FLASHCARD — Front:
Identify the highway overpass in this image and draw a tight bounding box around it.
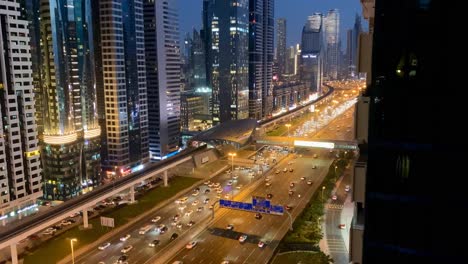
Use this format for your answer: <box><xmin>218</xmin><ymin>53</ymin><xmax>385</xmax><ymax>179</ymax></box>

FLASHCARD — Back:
<box><xmin>255</xmin><ymin>136</ymin><xmax>358</xmax><ymax>150</ymax></box>
<box><xmin>0</xmin><ymin>145</ymin><xmax>207</xmax><ymax>263</ymax></box>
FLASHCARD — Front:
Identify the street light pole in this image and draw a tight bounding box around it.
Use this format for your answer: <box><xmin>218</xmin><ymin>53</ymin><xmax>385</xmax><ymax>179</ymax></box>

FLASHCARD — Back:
<box><xmin>285</xmin><ymin>124</ymin><xmax>291</xmax><ymax>137</ymax></box>
<box><xmin>70</xmin><ymin>238</ymin><xmax>77</xmax><ymax>264</ymax></box>
<box><xmin>321</xmin><ymin>186</ymin><xmax>326</xmax><ymax>201</ymax></box>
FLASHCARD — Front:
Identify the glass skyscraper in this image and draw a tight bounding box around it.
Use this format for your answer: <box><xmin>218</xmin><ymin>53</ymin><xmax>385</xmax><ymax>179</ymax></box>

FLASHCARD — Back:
<box><xmin>144</xmin><ymin>0</ymin><xmax>181</xmax><ymax>160</ymax></box>
<box><xmin>99</xmin><ymin>0</ymin><xmax>149</xmax><ymax>177</ymax></box>
<box><xmin>249</xmin><ymin>0</ymin><xmax>274</xmax><ymax>120</ymax></box>
<box><xmin>204</xmin><ymin>0</ymin><xmax>249</xmax><ymax>124</ymax></box>
<box><xmin>34</xmin><ymin>0</ymin><xmax>101</xmax><ymax>200</ymax></box>
<box><xmin>300</xmin><ymin>13</ymin><xmax>324</xmax><ymax>93</ymax></box>
<box><xmin>276</xmin><ymin>18</ymin><xmax>287</xmax><ymax>78</ymax></box>
<box><xmin>324</xmin><ymin>9</ymin><xmax>340</xmax><ymax>80</ymax></box>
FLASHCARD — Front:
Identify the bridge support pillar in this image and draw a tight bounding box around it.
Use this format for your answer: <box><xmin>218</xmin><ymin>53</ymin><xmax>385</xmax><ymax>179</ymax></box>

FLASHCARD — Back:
<box><xmin>10</xmin><ymin>243</ymin><xmax>18</xmax><ymax>264</ymax></box>
<box><xmin>163</xmin><ymin>170</ymin><xmax>168</xmax><ymax>187</ymax></box>
<box><xmin>129</xmin><ymin>186</ymin><xmax>135</xmax><ymax>204</ymax></box>
<box><xmin>83</xmin><ymin>210</ymin><xmax>89</xmax><ymax>228</ymax></box>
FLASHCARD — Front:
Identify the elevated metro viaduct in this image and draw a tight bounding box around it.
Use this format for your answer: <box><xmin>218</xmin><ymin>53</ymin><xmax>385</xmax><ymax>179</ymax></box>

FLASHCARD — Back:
<box><xmin>0</xmin><ymin>146</ymin><xmax>208</xmax><ymax>264</ymax></box>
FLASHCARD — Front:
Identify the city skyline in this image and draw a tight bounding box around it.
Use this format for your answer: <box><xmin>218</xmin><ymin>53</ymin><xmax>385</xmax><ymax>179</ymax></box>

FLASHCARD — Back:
<box><xmin>179</xmin><ymin>0</ymin><xmax>362</xmax><ymax>48</ymax></box>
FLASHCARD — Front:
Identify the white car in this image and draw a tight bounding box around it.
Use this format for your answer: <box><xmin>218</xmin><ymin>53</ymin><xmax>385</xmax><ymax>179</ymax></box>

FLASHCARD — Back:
<box><xmin>345</xmin><ymin>185</ymin><xmax>351</xmax><ymax>192</ymax></box>
<box><xmin>178</xmin><ymin>205</ymin><xmax>187</xmax><ymax>211</ymax></box>
<box><xmin>204</xmin><ymin>180</ymin><xmax>211</xmax><ymax>185</ymax></box>
<box><xmin>151</xmin><ymin>216</ymin><xmax>162</xmax><ymax>223</ymax></box>
<box><xmin>98</xmin><ymin>242</ymin><xmax>111</xmax><ymax>250</ymax></box>
<box><xmin>232</xmin><ymin>175</ymin><xmax>238</xmax><ymax>179</ymax></box>
<box><xmin>185</xmin><ymin>210</ymin><xmax>193</xmax><ymax>217</ymax></box>
<box><xmin>204</xmin><ymin>198</ymin><xmax>210</xmax><ymax>204</ymax></box>
<box><xmin>185</xmin><ymin>241</ymin><xmax>197</xmax><ymax>249</ymax></box>
<box><xmin>60</xmin><ymin>220</ymin><xmax>71</xmax><ymax>226</ymax></box>
<box><xmin>192</xmin><ymin>200</ymin><xmax>199</xmax><ymax>206</ymax></box>
<box><xmin>192</xmin><ymin>191</ymin><xmax>199</xmax><ymax>196</ymax></box>
<box><xmin>216</xmin><ymin>189</ymin><xmax>223</xmax><ymax>194</ymax></box>
<box><xmin>120</xmin><ymin>234</ymin><xmax>131</xmax><ymax>242</ymax></box>
<box><xmin>121</xmin><ymin>245</ymin><xmax>133</xmax><ymax>254</ymax></box>
<box><xmin>238</xmin><ymin>235</ymin><xmax>248</xmax><ymax>243</ymax></box>
<box><xmin>227</xmin><ymin>181</ymin><xmax>233</xmax><ymax>186</ymax></box>
<box><xmin>236</xmin><ymin>185</ymin><xmax>243</xmax><ymax>190</ymax></box>
<box><xmin>258</xmin><ymin>241</ymin><xmax>266</xmax><ymax>248</ymax></box>
<box><xmin>265</xmin><ymin>182</ymin><xmax>271</xmax><ymax>187</ymax></box>
<box><xmin>332</xmin><ymin>195</ymin><xmax>337</xmax><ymax>201</ymax></box>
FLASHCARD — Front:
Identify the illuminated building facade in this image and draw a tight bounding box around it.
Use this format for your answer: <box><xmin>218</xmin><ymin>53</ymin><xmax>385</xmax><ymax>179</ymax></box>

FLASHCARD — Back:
<box><xmin>203</xmin><ymin>0</ymin><xmax>249</xmax><ymax>124</ymax></box>
<box><xmin>0</xmin><ymin>0</ymin><xmax>42</xmax><ymax>213</ymax></box>
<box><xmin>99</xmin><ymin>0</ymin><xmax>149</xmax><ymax>174</ymax></box>
<box><xmin>34</xmin><ymin>0</ymin><xmax>101</xmax><ymax>200</ymax></box>
<box><xmin>300</xmin><ymin>13</ymin><xmax>324</xmax><ymax>93</ymax></box>
<box><xmin>324</xmin><ymin>9</ymin><xmax>340</xmax><ymax>80</ymax></box>
<box><xmin>144</xmin><ymin>0</ymin><xmax>181</xmax><ymax>160</ymax></box>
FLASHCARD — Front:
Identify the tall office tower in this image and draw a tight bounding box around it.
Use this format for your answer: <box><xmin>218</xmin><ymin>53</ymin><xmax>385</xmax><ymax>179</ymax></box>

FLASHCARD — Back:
<box><xmin>276</xmin><ymin>18</ymin><xmax>287</xmax><ymax>78</ymax></box>
<box><xmin>324</xmin><ymin>9</ymin><xmax>340</xmax><ymax>80</ymax></box>
<box><xmin>35</xmin><ymin>0</ymin><xmax>101</xmax><ymax>199</ymax></box>
<box><xmin>350</xmin><ymin>0</ymin><xmax>459</xmax><ymax>263</ymax></box>
<box><xmin>0</xmin><ymin>0</ymin><xmax>42</xmax><ymax>213</ymax></box>
<box><xmin>144</xmin><ymin>0</ymin><xmax>181</xmax><ymax>160</ymax></box>
<box><xmin>350</xmin><ymin>14</ymin><xmax>361</xmax><ymax>77</ymax></box>
<box><xmin>249</xmin><ymin>0</ymin><xmax>274</xmax><ymax>119</ymax></box>
<box><xmin>300</xmin><ymin>13</ymin><xmax>323</xmax><ymax>93</ymax></box>
<box><xmin>191</xmin><ymin>29</ymin><xmax>207</xmax><ymax>90</ymax></box>
<box><xmin>100</xmin><ymin>0</ymin><xmax>148</xmax><ymax>176</ymax></box>
<box><xmin>346</xmin><ymin>28</ymin><xmax>353</xmax><ymax>77</ymax></box>
<box><xmin>203</xmin><ymin>0</ymin><xmax>249</xmax><ymax>124</ymax></box>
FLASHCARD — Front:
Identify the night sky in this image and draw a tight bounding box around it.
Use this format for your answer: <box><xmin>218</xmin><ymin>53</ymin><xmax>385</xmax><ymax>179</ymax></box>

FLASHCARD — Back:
<box><xmin>178</xmin><ymin>0</ymin><xmax>364</xmax><ymax>49</ymax></box>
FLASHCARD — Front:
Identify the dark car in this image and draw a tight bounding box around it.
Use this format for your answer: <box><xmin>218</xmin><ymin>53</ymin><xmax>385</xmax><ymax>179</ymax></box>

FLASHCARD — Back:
<box><xmin>285</xmin><ymin>205</ymin><xmax>292</xmax><ymax>210</ymax></box>
<box><xmin>266</xmin><ymin>193</ymin><xmax>273</xmax><ymax>199</ymax></box>
<box><xmin>255</xmin><ymin>213</ymin><xmax>262</xmax><ymax>219</ymax></box>
<box><xmin>170</xmin><ymin>233</ymin><xmax>179</xmax><ymax>240</ymax></box>
<box><xmin>118</xmin><ymin>255</ymin><xmax>128</xmax><ymax>263</ymax></box>
<box><xmin>204</xmin><ymin>189</ymin><xmax>210</xmax><ymax>194</ymax></box>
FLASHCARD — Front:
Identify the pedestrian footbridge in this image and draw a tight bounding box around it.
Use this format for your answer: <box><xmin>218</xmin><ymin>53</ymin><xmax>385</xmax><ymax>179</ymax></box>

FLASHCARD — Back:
<box><xmin>255</xmin><ymin>136</ymin><xmax>358</xmax><ymax>150</ymax></box>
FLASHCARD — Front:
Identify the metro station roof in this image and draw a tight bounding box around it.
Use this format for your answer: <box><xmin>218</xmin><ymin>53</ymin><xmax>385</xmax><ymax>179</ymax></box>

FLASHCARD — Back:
<box><xmin>190</xmin><ymin>119</ymin><xmax>258</xmax><ymax>146</ymax></box>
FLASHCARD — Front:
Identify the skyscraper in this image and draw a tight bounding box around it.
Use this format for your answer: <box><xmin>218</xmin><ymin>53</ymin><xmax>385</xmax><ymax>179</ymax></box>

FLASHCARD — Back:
<box><xmin>191</xmin><ymin>29</ymin><xmax>207</xmax><ymax>91</ymax></box>
<box><xmin>324</xmin><ymin>9</ymin><xmax>340</xmax><ymax>80</ymax></box>
<box><xmin>276</xmin><ymin>18</ymin><xmax>287</xmax><ymax>78</ymax></box>
<box><xmin>99</xmin><ymin>0</ymin><xmax>149</xmax><ymax>176</ymax></box>
<box><xmin>350</xmin><ymin>14</ymin><xmax>361</xmax><ymax>77</ymax></box>
<box><xmin>144</xmin><ymin>0</ymin><xmax>181</xmax><ymax>160</ymax></box>
<box><xmin>300</xmin><ymin>13</ymin><xmax>323</xmax><ymax>93</ymax></box>
<box><xmin>346</xmin><ymin>28</ymin><xmax>353</xmax><ymax>77</ymax></box>
<box><xmin>35</xmin><ymin>0</ymin><xmax>101</xmax><ymax>199</ymax></box>
<box><xmin>249</xmin><ymin>0</ymin><xmax>274</xmax><ymax>119</ymax></box>
<box><xmin>204</xmin><ymin>0</ymin><xmax>249</xmax><ymax>124</ymax></box>
<box><xmin>0</xmin><ymin>0</ymin><xmax>42</xmax><ymax>213</ymax></box>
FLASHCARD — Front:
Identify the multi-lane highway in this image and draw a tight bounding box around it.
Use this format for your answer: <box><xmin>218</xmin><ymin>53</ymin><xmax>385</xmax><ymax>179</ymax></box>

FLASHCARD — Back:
<box><xmin>166</xmin><ymin>149</ymin><xmax>334</xmax><ymax>264</ymax></box>
<box><xmin>70</xmin><ymin>147</ymin><xmax>286</xmax><ymax>264</ymax></box>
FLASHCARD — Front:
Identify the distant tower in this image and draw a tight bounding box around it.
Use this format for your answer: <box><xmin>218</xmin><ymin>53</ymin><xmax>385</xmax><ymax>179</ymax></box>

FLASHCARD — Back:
<box><xmin>324</xmin><ymin>9</ymin><xmax>340</xmax><ymax>80</ymax></box>
<box><xmin>300</xmin><ymin>13</ymin><xmax>324</xmax><ymax>93</ymax></box>
<box><xmin>276</xmin><ymin>18</ymin><xmax>287</xmax><ymax>79</ymax></box>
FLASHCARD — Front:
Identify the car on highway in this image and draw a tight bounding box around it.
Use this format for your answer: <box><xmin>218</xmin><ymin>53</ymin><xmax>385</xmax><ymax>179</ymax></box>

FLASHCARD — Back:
<box><xmin>232</xmin><ymin>175</ymin><xmax>238</xmax><ymax>179</ymax></box>
<box><xmin>300</xmin><ymin>177</ymin><xmax>306</xmax><ymax>181</ymax></box>
<box><xmin>197</xmin><ymin>207</ymin><xmax>204</xmax><ymax>212</ymax></box>
<box><xmin>285</xmin><ymin>205</ymin><xmax>292</xmax><ymax>210</ymax></box>
<box><xmin>267</xmin><ymin>193</ymin><xmax>273</xmax><ymax>199</ymax></box>
<box><xmin>289</xmin><ymin>182</ymin><xmax>295</xmax><ymax>188</ymax></box>
<box><xmin>187</xmin><ymin>220</ymin><xmax>195</xmax><ymax>227</ymax></box>
<box><xmin>170</xmin><ymin>233</ymin><xmax>179</xmax><ymax>240</ymax></box>
<box><xmin>312</xmin><ymin>165</ymin><xmax>317</xmax><ymax>169</ymax></box>
<box><xmin>60</xmin><ymin>220</ymin><xmax>72</xmax><ymax>226</ymax></box>
<box><xmin>151</xmin><ymin>216</ymin><xmax>162</xmax><ymax>223</ymax></box>
<box><xmin>156</xmin><ymin>224</ymin><xmax>166</xmax><ymax>231</ymax></box>
<box><xmin>255</xmin><ymin>213</ymin><xmax>262</xmax><ymax>219</ymax></box>
<box><xmin>275</xmin><ymin>170</ymin><xmax>280</xmax><ymax>174</ymax></box>
<box><xmin>204</xmin><ymin>189</ymin><xmax>211</xmax><ymax>194</ymax></box>
<box><xmin>185</xmin><ymin>210</ymin><xmax>193</xmax><ymax>216</ymax></box>
<box><xmin>204</xmin><ymin>198</ymin><xmax>210</xmax><ymax>204</ymax></box>
<box><xmin>307</xmin><ymin>180</ymin><xmax>313</xmax><ymax>185</ymax></box>
<box><xmin>238</xmin><ymin>234</ymin><xmax>248</xmax><ymax>243</ymax></box>
<box><xmin>265</xmin><ymin>182</ymin><xmax>271</xmax><ymax>187</ymax></box>
<box><xmin>288</xmin><ymin>190</ymin><xmax>294</xmax><ymax>196</ymax></box>
<box><xmin>265</xmin><ymin>177</ymin><xmax>270</xmax><ymax>182</ymax></box>
<box><xmin>176</xmin><ymin>223</ymin><xmax>183</xmax><ymax>229</ymax></box>
<box><xmin>332</xmin><ymin>195</ymin><xmax>337</xmax><ymax>201</ymax></box>
<box><xmin>120</xmin><ymin>234</ymin><xmax>131</xmax><ymax>242</ymax></box>
<box><xmin>338</xmin><ymin>224</ymin><xmax>346</xmax><ymax>229</ymax></box>
<box><xmin>258</xmin><ymin>241</ymin><xmax>266</xmax><ymax>248</ymax></box>
<box><xmin>149</xmin><ymin>239</ymin><xmax>160</xmax><ymax>247</ymax></box>
<box><xmin>289</xmin><ymin>168</ymin><xmax>294</xmax><ymax>172</ymax></box>
<box><xmin>117</xmin><ymin>255</ymin><xmax>128</xmax><ymax>263</ymax></box>
<box><xmin>186</xmin><ymin>241</ymin><xmax>198</xmax><ymax>249</ymax></box>
<box><xmin>121</xmin><ymin>245</ymin><xmax>133</xmax><ymax>254</ymax></box>
<box><xmin>98</xmin><ymin>242</ymin><xmax>111</xmax><ymax>250</ymax></box>
<box><xmin>236</xmin><ymin>184</ymin><xmax>243</xmax><ymax>189</ymax></box>
<box><xmin>227</xmin><ymin>180</ymin><xmax>233</xmax><ymax>186</ymax></box>
<box><xmin>209</xmin><ymin>204</ymin><xmax>214</xmax><ymax>209</ymax></box>
<box><xmin>221</xmin><ymin>261</ymin><xmax>230</xmax><ymax>264</ymax></box>
<box><xmin>192</xmin><ymin>200</ymin><xmax>199</xmax><ymax>206</ymax></box>
<box><xmin>204</xmin><ymin>180</ymin><xmax>211</xmax><ymax>185</ymax></box>
<box><xmin>224</xmin><ymin>194</ymin><xmax>231</xmax><ymax>199</ymax></box>
<box><xmin>283</xmin><ymin>168</ymin><xmax>288</xmax><ymax>173</ymax></box>
<box><xmin>227</xmin><ymin>224</ymin><xmax>234</xmax><ymax>230</ymax></box>
<box><xmin>313</xmin><ymin>154</ymin><xmax>318</xmax><ymax>158</ymax></box>
<box><xmin>345</xmin><ymin>185</ymin><xmax>351</xmax><ymax>192</ymax></box>
<box><xmin>192</xmin><ymin>190</ymin><xmax>199</xmax><ymax>196</ymax></box>
<box><xmin>178</xmin><ymin>205</ymin><xmax>187</xmax><ymax>211</ymax></box>
<box><xmin>216</xmin><ymin>189</ymin><xmax>223</xmax><ymax>194</ymax></box>
<box><xmin>173</xmin><ymin>214</ymin><xmax>180</xmax><ymax>221</ymax></box>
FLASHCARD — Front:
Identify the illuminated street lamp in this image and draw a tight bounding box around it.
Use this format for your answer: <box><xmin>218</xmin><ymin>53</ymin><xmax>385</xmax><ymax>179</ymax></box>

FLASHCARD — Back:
<box><xmin>285</xmin><ymin>124</ymin><xmax>291</xmax><ymax>137</ymax></box>
<box><xmin>70</xmin><ymin>238</ymin><xmax>77</xmax><ymax>264</ymax></box>
<box><xmin>321</xmin><ymin>186</ymin><xmax>326</xmax><ymax>201</ymax></box>
<box><xmin>228</xmin><ymin>153</ymin><xmax>236</xmax><ymax>172</ymax></box>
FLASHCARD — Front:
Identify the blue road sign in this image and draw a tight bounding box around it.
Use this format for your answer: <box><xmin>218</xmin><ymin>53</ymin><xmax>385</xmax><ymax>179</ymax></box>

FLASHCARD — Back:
<box><xmin>219</xmin><ymin>198</ymin><xmax>284</xmax><ymax>216</ymax></box>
